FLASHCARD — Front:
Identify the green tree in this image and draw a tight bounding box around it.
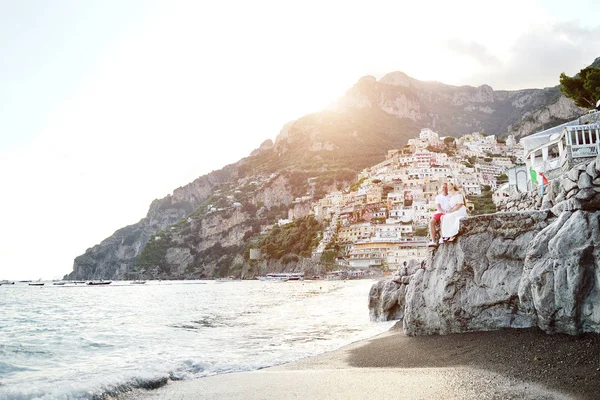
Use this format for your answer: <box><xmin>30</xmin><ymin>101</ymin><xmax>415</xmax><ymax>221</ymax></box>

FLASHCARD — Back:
<box><xmin>443</xmin><ymin>137</ymin><xmax>456</xmax><ymax>145</ymax></box>
<box><xmin>559</xmin><ymin>67</ymin><xmax>600</xmax><ymax>109</ymax></box>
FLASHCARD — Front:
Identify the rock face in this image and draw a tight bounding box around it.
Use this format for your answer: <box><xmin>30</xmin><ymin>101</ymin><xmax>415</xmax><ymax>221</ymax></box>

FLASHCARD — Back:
<box><xmin>331</xmin><ymin>73</ymin><xmax>584</xmax><ymax>139</ymax></box>
<box><xmin>64</xmin><ymin>170</ymin><xmax>233</xmax><ymax>280</ymax></box>
<box><xmin>508</xmin><ymin>95</ymin><xmax>583</xmax><ymax>139</ymax></box>
<box><xmin>519</xmin><ymin>210</ymin><xmax>600</xmax><ymax>335</ymax></box>
<box><xmin>370</xmin><ymin>156</ymin><xmax>600</xmax><ymax>336</ymax></box>
<box><xmin>403</xmin><ymin>211</ymin><xmax>553</xmax><ymax>336</ymax></box>
<box><xmin>369</xmin><ymin>260</ymin><xmax>421</xmax><ymax>322</ymax></box>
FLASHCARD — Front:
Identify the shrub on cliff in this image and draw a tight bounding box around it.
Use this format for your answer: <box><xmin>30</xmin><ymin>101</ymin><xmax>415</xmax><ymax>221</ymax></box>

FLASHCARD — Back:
<box><xmin>137</xmin><ymin>232</ymin><xmax>172</xmax><ymax>272</ymax></box>
<box><xmin>258</xmin><ymin>215</ymin><xmax>322</xmax><ymax>260</ymax></box>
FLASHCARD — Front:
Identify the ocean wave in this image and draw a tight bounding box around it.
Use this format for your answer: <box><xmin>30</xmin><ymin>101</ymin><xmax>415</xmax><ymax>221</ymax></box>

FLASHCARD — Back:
<box><xmin>0</xmin><ymin>359</ymin><xmax>264</xmax><ymax>400</ymax></box>
<box><xmin>0</xmin><ymin>361</ymin><xmax>34</xmax><ymax>375</ymax></box>
<box><xmin>169</xmin><ymin>315</ymin><xmax>235</xmax><ymax>330</ymax></box>
<box><xmin>0</xmin><ymin>344</ymin><xmax>53</xmax><ymax>357</ymax></box>
<box><xmin>0</xmin><ymin>373</ymin><xmax>172</xmax><ymax>400</ymax></box>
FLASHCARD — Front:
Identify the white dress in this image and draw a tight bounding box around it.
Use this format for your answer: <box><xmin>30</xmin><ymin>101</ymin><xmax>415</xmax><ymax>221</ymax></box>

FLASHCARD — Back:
<box><xmin>441</xmin><ymin>193</ymin><xmax>468</xmax><ymax>238</ymax></box>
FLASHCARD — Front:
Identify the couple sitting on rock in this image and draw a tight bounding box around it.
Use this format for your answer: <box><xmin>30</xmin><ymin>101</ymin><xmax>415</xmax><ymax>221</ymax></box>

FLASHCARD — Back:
<box><xmin>427</xmin><ymin>182</ymin><xmax>468</xmax><ymax>247</ymax></box>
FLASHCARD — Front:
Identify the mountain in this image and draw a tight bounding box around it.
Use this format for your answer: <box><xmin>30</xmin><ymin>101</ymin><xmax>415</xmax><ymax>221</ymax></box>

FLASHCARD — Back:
<box><xmin>332</xmin><ymin>72</ymin><xmax>582</xmax><ymax>139</ymax></box>
<box><xmin>64</xmin><ymin>65</ymin><xmax>590</xmax><ymax>281</ymax></box>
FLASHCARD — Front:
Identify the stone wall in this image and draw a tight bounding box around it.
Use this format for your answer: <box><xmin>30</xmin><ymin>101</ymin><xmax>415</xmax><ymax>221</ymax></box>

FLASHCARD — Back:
<box><xmin>496</xmin><ymin>153</ymin><xmax>600</xmax><ymax>212</ymax></box>
<box><xmin>495</xmin><ymin>190</ymin><xmax>542</xmax><ymax>212</ymax></box>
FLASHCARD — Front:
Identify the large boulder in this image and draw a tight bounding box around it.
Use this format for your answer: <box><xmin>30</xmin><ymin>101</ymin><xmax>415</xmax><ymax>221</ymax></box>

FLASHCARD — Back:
<box><xmin>519</xmin><ymin>210</ymin><xmax>600</xmax><ymax>335</ymax></box>
<box><xmin>368</xmin><ymin>260</ymin><xmax>421</xmax><ymax>321</ymax></box>
<box><xmin>402</xmin><ymin>211</ymin><xmax>553</xmax><ymax>336</ymax></box>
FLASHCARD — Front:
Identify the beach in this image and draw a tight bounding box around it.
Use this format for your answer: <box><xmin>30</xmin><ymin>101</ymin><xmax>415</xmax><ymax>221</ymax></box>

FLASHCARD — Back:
<box><xmin>121</xmin><ymin>327</ymin><xmax>600</xmax><ymax>400</ymax></box>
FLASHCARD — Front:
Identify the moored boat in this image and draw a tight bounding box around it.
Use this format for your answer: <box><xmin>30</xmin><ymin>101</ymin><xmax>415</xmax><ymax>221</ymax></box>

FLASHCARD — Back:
<box><xmin>258</xmin><ymin>273</ymin><xmax>303</xmax><ymax>282</ymax></box>
<box><xmin>53</xmin><ymin>282</ymin><xmax>66</xmax><ymax>286</ymax></box>
<box><xmin>29</xmin><ymin>283</ymin><xmax>45</xmax><ymax>286</ymax></box>
<box><xmin>130</xmin><ymin>280</ymin><xmax>146</xmax><ymax>284</ymax></box>
<box><xmin>86</xmin><ymin>281</ymin><xmax>112</xmax><ymax>286</ymax></box>
<box><xmin>258</xmin><ymin>273</ymin><xmax>288</xmax><ymax>282</ymax></box>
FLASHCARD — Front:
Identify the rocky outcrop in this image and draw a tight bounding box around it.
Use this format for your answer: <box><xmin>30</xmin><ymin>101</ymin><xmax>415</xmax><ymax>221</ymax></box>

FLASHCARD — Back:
<box><xmin>403</xmin><ymin>211</ymin><xmax>553</xmax><ymax>336</ymax></box>
<box><xmin>64</xmin><ymin>171</ymin><xmax>230</xmax><ymax>281</ymax></box>
<box><xmin>66</xmin><ymin>164</ymin><xmax>305</xmax><ymax>280</ymax></box>
<box><xmin>510</xmin><ymin>95</ymin><xmax>583</xmax><ymax>139</ymax></box>
<box><xmin>252</xmin><ymin>175</ymin><xmax>295</xmax><ymax>209</ymax></box>
<box><xmin>329</xmin><ymin>74</ymin><xmax>585</xmax><ymax>138</ymax></box>
<box><xmin>288</xmin><ymin>200</ymin><xmax>313</xmax><ymax>220</ymax></box>
<box><xmin>519</xmin><ymin>210</ymin><xmax>600</xmax><ymax>335</ymax></box>
<box><xmin>370</xmin><ymin>156</ymin><xmax>600</xmax><ymax>336</ymax></box>
<box><xmin>64</xmin><ymin>166</ymin><xmax>238</xmax><ymax>280</ymax></box>
<box><xmin>369</xmin><ymin>260</ymin><xmax>422</xmax><ymax>322</ymax></box>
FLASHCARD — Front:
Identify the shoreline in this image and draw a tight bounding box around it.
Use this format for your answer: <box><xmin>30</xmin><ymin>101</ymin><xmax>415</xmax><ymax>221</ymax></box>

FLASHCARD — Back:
<box><xmin>120</xmin><ymin>327</ymin><xmax>600</xmax><ymax>400</ymax></box>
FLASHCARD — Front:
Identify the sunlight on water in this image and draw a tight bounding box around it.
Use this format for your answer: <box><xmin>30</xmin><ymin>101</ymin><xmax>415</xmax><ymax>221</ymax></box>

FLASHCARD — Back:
<box><xmin>0</xmin><ymin>280</ymin><xmax>394</xmax><ymax>399</ymax></box>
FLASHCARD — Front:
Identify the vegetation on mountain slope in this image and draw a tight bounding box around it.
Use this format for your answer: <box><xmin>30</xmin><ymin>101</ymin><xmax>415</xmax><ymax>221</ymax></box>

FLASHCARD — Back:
<box><xmin>251</xmin><ymin>215</ymin><xmax>322</xmax><ymax>262</ymax></box>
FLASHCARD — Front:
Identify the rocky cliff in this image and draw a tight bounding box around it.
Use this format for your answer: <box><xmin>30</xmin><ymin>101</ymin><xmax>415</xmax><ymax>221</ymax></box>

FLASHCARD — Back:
<box><xmin>333</xmin><ymin>72</ymin><xmax>584</xmax><ymax>140</ymax></box>
<box><xmin>64</xmin><ymin>169</ymin><xmax>235</xmax><ymax>280</ymax></box>
<box><xmin>369</xmin><ymin>155</ymin><xmax>600</xmax><ymax>336</ymax></box>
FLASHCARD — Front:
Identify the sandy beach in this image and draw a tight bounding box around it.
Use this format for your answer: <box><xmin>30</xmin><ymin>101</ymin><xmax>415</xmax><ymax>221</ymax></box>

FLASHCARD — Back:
<box><xmin>121</xmin><ymin>327</ymin><xmax>600</xmax><ymax>400</ymax></box>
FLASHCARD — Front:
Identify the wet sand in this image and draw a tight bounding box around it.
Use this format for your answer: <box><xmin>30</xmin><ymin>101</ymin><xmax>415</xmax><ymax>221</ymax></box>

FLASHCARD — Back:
<box><xmin>121</xmin><ymin>327</ymin><xmax>600</xmax><ymax>400</ymax></box>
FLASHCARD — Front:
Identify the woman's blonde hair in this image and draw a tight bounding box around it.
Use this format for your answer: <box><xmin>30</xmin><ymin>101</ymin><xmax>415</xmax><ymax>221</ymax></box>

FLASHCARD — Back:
<box><xmin>448</xmin><ymin>182</ymin><xmax>462</xmax><ymax>192</ymax></box>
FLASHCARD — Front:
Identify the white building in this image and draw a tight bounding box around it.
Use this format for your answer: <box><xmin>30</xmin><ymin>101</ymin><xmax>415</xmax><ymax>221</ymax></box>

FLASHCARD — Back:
<box><xmin>420</xmin><ymin>128</ymin><xmax>440</xmax><ymax>143</ymax></box>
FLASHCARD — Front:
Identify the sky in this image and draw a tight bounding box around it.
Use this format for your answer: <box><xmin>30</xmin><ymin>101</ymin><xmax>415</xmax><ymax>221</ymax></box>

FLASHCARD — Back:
<box><xmin>1</xmin><ymin>0</ymin><xmax>599</xmax><ymax>280</ymax></box>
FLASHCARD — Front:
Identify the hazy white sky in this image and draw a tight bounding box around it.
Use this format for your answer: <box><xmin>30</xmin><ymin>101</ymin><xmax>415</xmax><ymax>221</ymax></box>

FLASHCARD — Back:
<box><xmin>1</xmin><ymin>0</ymin><xmax>599</xmax><ymax>280</ymax></box>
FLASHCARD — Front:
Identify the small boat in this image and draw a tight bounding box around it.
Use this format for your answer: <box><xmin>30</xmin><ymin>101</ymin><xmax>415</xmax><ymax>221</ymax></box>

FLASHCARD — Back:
<box><xmin>73</xmin><ymin>281</ymin><xmax>86</xmax><ymax>284</ymax></box>
<box><xmin>130</xmin><ymin>280</ymin><xmax>146</xmax><ymax>284</ymax></box>
<box><xmin>285</xmin><ymin>273</ymin><xmax>304</xmax><ymax>281</ymax></box>
<box><xmin>258</xmin><ymin>273</ymin><xmax>303</xmax><ymax>282</ymax></box>
<box><xmin>258</xmin><ymin>274</ymin><xmax>289</xmax><ymax>282</ymax></box>
<box><xmin>29</xmin><ymin>283</ymin><xmax>45</xmax><ymax>286</ymax></box>
<box><xmin>86</xmin><ymin>281</ymin><xmax>112</xmax><ymax>286</ymax></box>
<box><xmin>53</xmin><ymin>282</ymin><xmax>66</xmax><ymax>286</ymax></box>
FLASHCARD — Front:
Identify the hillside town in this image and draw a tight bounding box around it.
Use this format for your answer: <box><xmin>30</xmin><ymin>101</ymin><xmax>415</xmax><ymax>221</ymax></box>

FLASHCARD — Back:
<box><xmin>307</xmin><ymin>128</ymin><xmax>524</xmax><ymax>271</ymax></box>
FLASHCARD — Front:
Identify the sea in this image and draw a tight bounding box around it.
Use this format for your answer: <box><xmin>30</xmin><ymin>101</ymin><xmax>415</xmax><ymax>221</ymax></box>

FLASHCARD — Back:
<box><xmin>0</xmin><ymin>279</ymin><xmax>394</xmax><ymax>400</ymax></box>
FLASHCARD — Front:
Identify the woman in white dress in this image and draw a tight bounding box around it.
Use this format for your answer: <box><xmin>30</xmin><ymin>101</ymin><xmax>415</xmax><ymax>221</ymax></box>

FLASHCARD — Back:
<box><xmin>441</xmin><ymin>183</ymin><xmax>468</xmax><ymax>241</ymax></box>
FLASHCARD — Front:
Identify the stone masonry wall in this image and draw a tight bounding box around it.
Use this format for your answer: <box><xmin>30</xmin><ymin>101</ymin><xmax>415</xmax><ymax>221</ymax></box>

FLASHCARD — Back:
<box><xmin>496</xmin><ymin>152</ymin><xmax>600</xmax><ymax>212</ymax></box>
